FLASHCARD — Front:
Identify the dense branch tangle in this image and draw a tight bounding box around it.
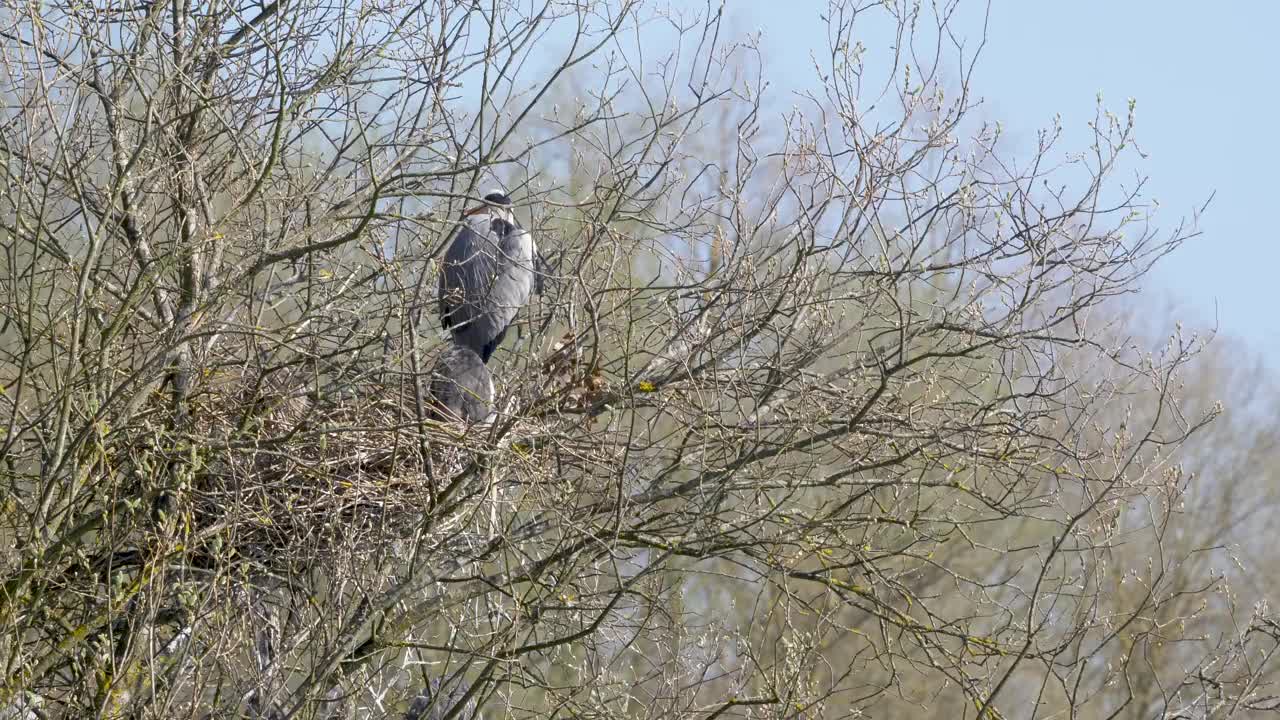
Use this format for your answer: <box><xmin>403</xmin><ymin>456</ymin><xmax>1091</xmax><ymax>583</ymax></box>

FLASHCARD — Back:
<box><xmin>0</xmin><ymin>0</ymin><xmax>1269</xmax><ymax>718</ymax></box>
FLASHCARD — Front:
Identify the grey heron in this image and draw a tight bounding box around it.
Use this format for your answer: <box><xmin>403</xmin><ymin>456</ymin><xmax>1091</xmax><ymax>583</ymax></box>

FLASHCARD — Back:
<box><xmin>437</xmin><ymin>191</ymin><xmax>544</xmax><ymax>363</ymax></box>
<box><xmin>426</xmin><ymin>343</ymin><xmax>495</xmax><ymax>424</ymax></box>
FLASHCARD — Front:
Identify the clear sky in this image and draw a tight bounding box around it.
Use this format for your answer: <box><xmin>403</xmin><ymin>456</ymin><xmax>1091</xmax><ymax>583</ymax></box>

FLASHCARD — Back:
<box><xmin>732</xmin><ymin>1</ymin><xmax>1278</xmax><ymax>361</ymax></box>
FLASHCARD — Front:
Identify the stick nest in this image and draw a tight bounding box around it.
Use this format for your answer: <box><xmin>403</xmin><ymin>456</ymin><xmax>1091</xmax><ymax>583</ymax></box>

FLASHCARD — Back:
<box><xmin>167</xmin><ymin>363</ymin><xmax>507</xmax><ymax>570</ymax></box>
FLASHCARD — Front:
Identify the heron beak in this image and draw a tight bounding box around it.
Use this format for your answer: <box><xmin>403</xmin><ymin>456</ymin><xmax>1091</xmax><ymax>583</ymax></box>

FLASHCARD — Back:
<box><xmin>463</xmin><ymin>205</ymin><xmax>489</xmax><ymax>217</ymax></box>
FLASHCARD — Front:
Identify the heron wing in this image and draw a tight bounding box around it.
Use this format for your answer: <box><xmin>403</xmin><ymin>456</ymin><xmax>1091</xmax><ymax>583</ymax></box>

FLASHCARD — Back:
<box><xmin>438</xmin><ymin>216</ymin><xmax>501</xmax><ymax>337</ymax></box>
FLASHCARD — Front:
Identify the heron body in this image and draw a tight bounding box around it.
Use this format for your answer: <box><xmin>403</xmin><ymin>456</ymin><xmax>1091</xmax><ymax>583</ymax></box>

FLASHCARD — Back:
<box><xmin>426</xmin><ymin>343</ymin><xmax>495</xmax><ymax>424</ymax></box>
<box><xmin>438</xmin><ymin>192</ymin><xmax>539</xmax><ymax>363</ymax></box>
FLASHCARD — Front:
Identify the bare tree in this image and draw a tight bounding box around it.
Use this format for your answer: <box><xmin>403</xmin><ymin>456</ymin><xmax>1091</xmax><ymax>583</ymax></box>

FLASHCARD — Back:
<box><xmin>0</xmin><ymin>0</ymin><xmax>1273</xmax><ymax>717</ymax></box>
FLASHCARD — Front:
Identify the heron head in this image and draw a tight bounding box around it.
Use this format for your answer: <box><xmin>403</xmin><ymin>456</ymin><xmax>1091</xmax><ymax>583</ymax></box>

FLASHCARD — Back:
<box><xmin>469</xmin><ymin>190</ymin><xmax>515</xmax><ymax>224</ymax></box>
<box><xmin>482</xmin><ymin>191</ymin><xmax>513</xmax><ymax>206</ymax></box>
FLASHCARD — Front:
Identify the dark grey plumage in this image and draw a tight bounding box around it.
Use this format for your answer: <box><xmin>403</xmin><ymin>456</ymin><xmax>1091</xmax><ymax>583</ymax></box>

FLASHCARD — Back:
<box><xmin>438</xmin><ymin>192</ymin><xmax>540</xmax><ymax>363</ymax></box>
<box><xmin>426</xmin><ymin>344</ymin><xmax>494</xmax><ymax>423</ymax></box>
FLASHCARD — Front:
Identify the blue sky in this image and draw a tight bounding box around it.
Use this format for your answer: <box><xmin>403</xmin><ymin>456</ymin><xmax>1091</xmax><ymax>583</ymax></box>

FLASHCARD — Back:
<box><xmin>733</xmin><ymin>1</ymin><xmax>1278</xmax><ymax>360</ymax></box>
